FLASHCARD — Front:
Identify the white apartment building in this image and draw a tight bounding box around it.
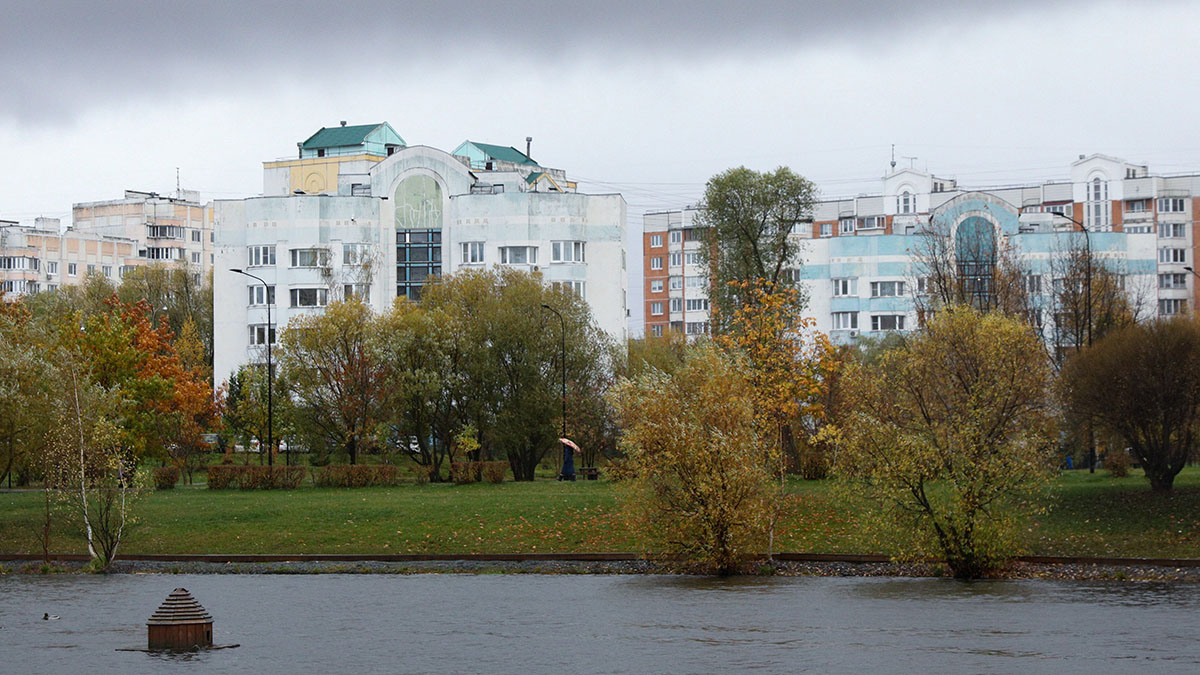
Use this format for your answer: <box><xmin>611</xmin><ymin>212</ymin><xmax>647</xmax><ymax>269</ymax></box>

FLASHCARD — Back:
<box><xmin>0</xmin><ymin>217</ymin><xmax>141</xmax><ymax>298</ymax></box>
<box><xmin>73</xmin><ymin>189</ymin><xmax>214</xmax><ymax>281</ymax></box>
<box><xmin>644</xmin><ymin>154</ymin><xmax>1193</xmax><ymax>340</ymax></box>
<box><xmin>213</xmin><ymin>123</ymin><xmax>627</xmax><ymax>385</ymax></box>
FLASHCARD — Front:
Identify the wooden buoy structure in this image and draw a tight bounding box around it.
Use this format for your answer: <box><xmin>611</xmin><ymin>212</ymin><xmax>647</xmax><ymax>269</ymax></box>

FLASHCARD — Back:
<box><xmin>147</xmin><ymin>588</ymin><xmax>213</xmax><ymax>650</ymax></box>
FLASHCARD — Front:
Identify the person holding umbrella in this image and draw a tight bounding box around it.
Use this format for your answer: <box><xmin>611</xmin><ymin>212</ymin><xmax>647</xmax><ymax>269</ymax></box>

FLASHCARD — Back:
<box><xmin>558</xmin><ymin>437</ymin><xmax>581</xmax><ymax>481</ymax></box>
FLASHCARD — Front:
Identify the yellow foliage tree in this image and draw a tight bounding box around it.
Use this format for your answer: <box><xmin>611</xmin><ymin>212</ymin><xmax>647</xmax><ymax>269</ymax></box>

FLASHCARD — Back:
<box><xmin>610</xmin><ymin>344</ymin><xmax>771</xmax><ymax>575</ymax></box>
<box><xmin>838</xmin><ymin>307</ymin><xmax>1057</xmax><ymax>579</ymax></box>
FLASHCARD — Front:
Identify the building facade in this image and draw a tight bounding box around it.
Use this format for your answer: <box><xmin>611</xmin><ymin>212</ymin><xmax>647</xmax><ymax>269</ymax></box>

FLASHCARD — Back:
<box><xmin>0</xmin><ymin>218</ymin><xmax>141</xmax><ymax>298</ymax></box>
<box><xmin>643</xmin><ymin>154</ymin><xmax>1195</xmax><ymax>340</ymax></box>
<box><xmin>213</xmin><ymin>124</ymin><xmax>627</xmax><ymax>385</ymax></box>
<box><xmin>72</xmin><ymin>190</ymin><xmax>213</xmax><ymax>280</ymax></box>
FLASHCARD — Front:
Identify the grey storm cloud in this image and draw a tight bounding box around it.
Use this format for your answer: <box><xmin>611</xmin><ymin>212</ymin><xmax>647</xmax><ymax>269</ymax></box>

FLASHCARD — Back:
<box><xmin>0</xmin><ymin>0</ymin><xmax>1113</xmax><ymax>121</ymax></box>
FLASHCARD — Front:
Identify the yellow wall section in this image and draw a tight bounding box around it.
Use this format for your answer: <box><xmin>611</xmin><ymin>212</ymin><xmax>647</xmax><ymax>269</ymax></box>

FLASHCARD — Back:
<box><xmin>263</xmin><ymin>154</ymin><xmax>383</xmax><ymax>196</ymax></box>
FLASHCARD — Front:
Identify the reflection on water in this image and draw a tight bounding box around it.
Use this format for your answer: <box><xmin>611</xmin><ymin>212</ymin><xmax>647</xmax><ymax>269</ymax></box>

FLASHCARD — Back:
<box><xmin>1</xmin><ymin>574</ymin><xmax>1198</xmax><ymax>674</ymax></box>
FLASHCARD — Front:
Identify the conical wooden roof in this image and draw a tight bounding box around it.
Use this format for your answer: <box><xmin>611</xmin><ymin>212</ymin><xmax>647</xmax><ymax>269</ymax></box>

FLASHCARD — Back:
<box><xmin>147</xmin><ymin>588</ymin><xmax>213</xmax><ymax>626</ymax></box>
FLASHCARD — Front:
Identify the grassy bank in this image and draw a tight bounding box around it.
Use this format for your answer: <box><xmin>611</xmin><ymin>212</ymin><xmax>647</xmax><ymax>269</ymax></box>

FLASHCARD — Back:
<box><xmin>1</xmin><ymin>469</ymin><xmax>1196</xmax><ymax>559</ymax></box>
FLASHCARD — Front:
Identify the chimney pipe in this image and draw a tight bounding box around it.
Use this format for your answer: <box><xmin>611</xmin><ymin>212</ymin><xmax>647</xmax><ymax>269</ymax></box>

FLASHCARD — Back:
<box><xmin>341</xmin><ymin>120</ymin><xmax>347</xmax><ymax>127</ymax></box>
<box><xmin>526</xmin><ymin>136</ymin><xmax>532</xmax><ymax>158</ymax></box>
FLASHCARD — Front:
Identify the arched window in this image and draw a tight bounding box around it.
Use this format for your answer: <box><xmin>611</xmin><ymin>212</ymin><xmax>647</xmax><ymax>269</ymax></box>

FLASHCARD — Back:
<box><xmin>1086</xmin><ymin>174</ymin><xmax>1110</xmax><ymax>230</ymax></box>
<box><xmin>899</xmin><ymin>190</ymin><xmax>914</xmax><ymax>214</ymax></box>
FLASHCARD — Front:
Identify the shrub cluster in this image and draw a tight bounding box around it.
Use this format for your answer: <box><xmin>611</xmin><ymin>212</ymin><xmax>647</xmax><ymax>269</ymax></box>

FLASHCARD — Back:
<box><xmin>152</xmin><ymin>466</ymin><xmax>180</xmax><ymax>490</ymax></box>
<box><xmin>1106</xmin><ymin>447</ymin><xmax>1131</xmax><ymax>478</ymax></box>
<box><xmin>206</xmin><ymin>465</ymin><xmax>306</xmax><ymax>489</ymax></box>
<box><xmin>313</xmin><ymin>465</ymin><xmax>401</xmax><ymax>488</ymax></box>
<box><xmin>451</xmin><ymin>461</ymin><xmax>508</xmax><ymax>484</ymax></box>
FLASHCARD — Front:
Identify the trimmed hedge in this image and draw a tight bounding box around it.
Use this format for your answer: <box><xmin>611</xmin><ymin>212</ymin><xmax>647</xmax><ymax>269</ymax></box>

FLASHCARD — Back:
<box><xmin>313</xmin><ymin>465</ymin><xmax>401</xmax><ymax>488</ymax></box>
<box><xmin>206</xmin><ymin>465</ymin><xmax>306</xmax><ymax>490</ymax></box>
<box><xmin>450</xmin><ymin>461</ymin><xmax>481</xmax><ymax>485</ymax></box>
<box><xmin>481</xmin><ymin>461</ymin><xmax>508</xmax><ymax>484</ymax></box>
<box><xmin>152</xmin><ymin>466</ymin><xmax>180</xmax><ymax>490</ymax></box>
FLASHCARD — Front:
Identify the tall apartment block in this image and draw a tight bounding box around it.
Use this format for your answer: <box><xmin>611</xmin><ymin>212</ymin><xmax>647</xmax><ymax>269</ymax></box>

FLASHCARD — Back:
<box><xmin>0</xmin><ymin>217</ymin><xmax>141</xmax><ymax>298</ymax></box>
<box><xmin>72</xmin><ymin>189</ymin><xmax>214</xmax><ymax>282</ymax></box>
<box><xmin>642</xmin><ymin>154</ymin><xmax>1198</xmax><ymax>340</ymax></box>
<box><xmin>212</xmin><ymin>122</ymin><xmax>627</xmax><ymax>385</ymax></box>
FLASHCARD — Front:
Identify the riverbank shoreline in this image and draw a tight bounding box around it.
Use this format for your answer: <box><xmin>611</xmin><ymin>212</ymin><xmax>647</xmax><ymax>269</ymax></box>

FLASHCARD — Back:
<box><xmin>5</xmin><ymin>556</ymin><xmax>1199</xmax><ymax>582</ymax></box>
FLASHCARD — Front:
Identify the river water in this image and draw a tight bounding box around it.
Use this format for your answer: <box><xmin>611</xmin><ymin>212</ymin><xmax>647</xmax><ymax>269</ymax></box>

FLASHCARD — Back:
<box><xmin>1</xmin><ymin>574</ymin><xmax>1197</xmax><ymax>673</ymax></box>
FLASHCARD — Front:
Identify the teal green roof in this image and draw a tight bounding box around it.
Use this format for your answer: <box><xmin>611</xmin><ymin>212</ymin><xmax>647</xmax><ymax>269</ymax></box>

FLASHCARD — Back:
<box><xmin>524</xmin><ymin>171</ymin><xmax>545</xmax><ymax>184</ymax></box>
<box><xmin>467</xmin><ymin>141</ymin><xmax>538</xmax><ymax>166</ymax></box>
<box><xmin>302</xmin><ymin>123</ymin><xmax>387</xmax><ymax>150</ymax></box>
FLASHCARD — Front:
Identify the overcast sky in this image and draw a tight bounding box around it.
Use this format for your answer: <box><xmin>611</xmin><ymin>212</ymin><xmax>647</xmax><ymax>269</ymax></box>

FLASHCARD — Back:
<box><xmin>3</xmin><ymin>0</ymin><xmax>1198</xmax><ymax>224</ymax></box>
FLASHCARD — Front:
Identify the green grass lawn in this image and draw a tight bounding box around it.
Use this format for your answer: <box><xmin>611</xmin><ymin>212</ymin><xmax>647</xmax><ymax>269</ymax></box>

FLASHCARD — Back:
<box><xmin>1</xmin><ymin>468</ymin><xmax>1197</xmax><ymax>558</ymax></box>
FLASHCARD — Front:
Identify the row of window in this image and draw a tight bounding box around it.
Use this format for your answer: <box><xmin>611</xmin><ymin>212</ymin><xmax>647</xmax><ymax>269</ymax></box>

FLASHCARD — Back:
<box><xmin>0</xmin><ymin>256</ymin><xmax>39</xmax><ymax>270</ymax></box>
<box><xmin>648</xmin><ymin>297</ymin><xmax>711</xmax><ymax>315</ymax></box>
<box><xmin>831</xmin><ymin>312</ymin><xmax>906</xmax><ymax>331</ymax></box>
<box><xmin>646</xmin><ymin>321</ymin><xmax>710</xmax><ymax>337</ymax></box>
<box><xmin>245</xmin><ymin>284</ymin><xmax>372</xmax><ymax>308</ymax></box>
<box><xmin>648</xmin><ymin>275</ymin><xmax>706</xmax><ymax>293</ymax></box>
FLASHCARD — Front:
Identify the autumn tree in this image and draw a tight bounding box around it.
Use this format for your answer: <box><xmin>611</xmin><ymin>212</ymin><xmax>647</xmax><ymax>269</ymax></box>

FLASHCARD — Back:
<box><xmin>697</xmin><ymin>166</ymin><xmax>817</xmax><ymax>331</ymax></box>
<box><xmin>279</xmin><ymin>300</ymin><xmax>386</xmax><ymax>465</ymax></box>
<box><xmin>1045</xmin><ymin>237</ymin><xmax>1142</xmax><ymax>365</ymax></box>
<box><xmin>0</xmin><ymin>302</ymin><xmax>53</xmax><ymax>488</ymax></box>
<box><xmin>116</xmin><ymin>264</ymin><xmax>214</xmax><ymax>372</ymax></box>
<box><xmin>1060</xmin><ymin>318</ymin><xmax>1200</xmax><ymax>492</ymax></box>
<box><xmin>839</xmin><ymin>307</ymin><xmax>1058</xmax><ymax>579</ymax></box>
<box><xmin>611</xmin><ymin>344</ymin><xmax>772</xmax><ymax>575</ymax></box>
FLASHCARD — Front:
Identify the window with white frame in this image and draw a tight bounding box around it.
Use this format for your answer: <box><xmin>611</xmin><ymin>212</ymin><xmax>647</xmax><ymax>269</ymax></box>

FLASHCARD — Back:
<box><xmin>103</xmin><ymin>265</ymin><xmax>113</xmax><ymax>277</ymax></box>
<box><xmin>87</xmin><ymin>263</ymin><xmax>96</xmax><ymax>274</ymax></box>
<box><xmin>859</xmin><ymin>215</ymin><xmax>886</xmax><ymax>230</ymax></box>
<box><xmin>650</xmin><ymin>301</ymin><xmax>663</xmax><ymax>316</ymax></box>
<box><xmin>1159</xmin><ymin>223</ymin><xmax>1186</xmax><ymax>238</ymax></box>
<box><xmin>248</xmin><ymin>285</ymin><xmax>275</xmax><ymax>306</ymax></box>
<box><xmin>191</xmin><ymin>230</ymin><xmax>201</xmax><ymax>242</ymax></box>
<box><xmin>343</xmin><ymin>243</ymin><xmax>371</xmax><ymax>265</ymax></box>
<box><xmin>499</xmin><ymin>246</ymin><xmax>537</xmax><ymax>265</ymax></box>
<box><xmin>832</xmin><ymin>312</ymin><xmax>858</xmax><ymax>330</ymax></box>
<box><xmin>1126</xmin><ymin>225</ymin><xmax>1154</xmax><ymax>234</ymax></box>
<box><xmin>669</xmin><ymin>252</ymin><xmax>682</xmax><ymax>267</ymax></box>
<box><xmin>191</xmin><ymin>252</ymin><xmax>201</xmax><ymax>264</ymax></box>
<box><xmin>685</xmin><ymin>252</ymin><xmax>701</xmax><ymax>266</ymax></box>
<box><xmin>685</xmin><ymin>276</ymin><xmax>704</xmax><ymax>288</ymax></box>
<box><xmin>1158</xmin><ymin>198</ymin><xmax>1186</xmax><ymax>213</ymax></box>
<box><xmin>248</xmin><ymin>245</ymin><xmax>276</xmax><ymax>267</ymax></box>
<box><xmin>871</xmin><ymin>314</ymin><xmax>905</xmax><ymax>331</ymax></box>
<box><xmin>669</xmin><ymin>230</ymin><xmax>682</xmax><ymax>244</ymax></box>
<box><xmin>1023</xmin><ymin>274</ymin><xmax>1042</xmax><ymax>294</ymax></box>
<box><xmin>686</xmin><ymin>321</ymin><xmax>709</xmax><ymax>336</ymax></box>
<box><xmin>669</xmin><ymin>276</ymin><xmax>682</xmax><ymax>290</ymax></box>
<box><xmin>551</xmin><ymin>280</ymin><xmax>585</xmax><ymax>298</ymax></box>
<box><xmin>650</xmin><ymin>257</ymin><xmax>663</xmax><ymax>270</ymax></box>
<box><xmin>650</xmin><ymin>325</ymin><xmax>663</xmax><ymax>337</ymax></box>
<box><xmin>290</xmin><ymin>248</ymin><xmax>329</xmax><ymax>268</ymax></box>
<box><xmin>685</xmin><ymin>298</ymin><xmax>709</xmax><ymax>311</ymax></box>
<box><xmin>832</xmin><ymin>278</ymin><xmax>856</xmax><ymax>297</ymax></box>
<box><xmin>461</xmin><ymin>242</ymin><xmax>485</xmax><ymax>264</ymax></box>
<box><xmin>670</xmin><ymin>297</ymin><xmax>683</xmax><ymax>313</ymax></box>
<box><xmin>1159</xmin><ymin>298</ymin><xmax>1187</xmax><ymax>316</ymax></box>
<box><xmin>290</xmin><ymin>287</ymin><xmax>328</xmax><ymax>307</ymax></box>
<box><xmin>1159</xmin><ymin>248</ymin><xmax>1187</xmax><ymax>264</ymax></box>
<box><xmin>649</xmin><ymin>279</ymin><xmax>663</xmax><ymax>293</ymax></box>
<box><xmin>46</xmin><ymin>261</ymin><xmax>58</xmax><ymax>275</ymax></box>
<box><xmin>819</xmin><ymin>223</ymin><xmax>832</xmax><ymax>237</ymax></box>
<box><xmin>839</xmin><ymin>218</ymin><xmax>855</xmax><ymax>234</ymax></box>
<box><xmin>1085</xmin><ymin>177</ymin><xmax>1110</xmax><ymax>230</ymax></box>
<box><xmin>68</xmin><ymin>263</ymin><xmax>78</xmax><ymax>276</ymax></box>
<box><xmin>899</xmin><ymin>191</ymin><xmax>914</xmax><ymax>214</ymax></box>
<box><xmin>1126</xmin><ymin>199</ymin><xmax>1149</xmax><ymax>213</ymax></box>
<box><xmin>1159</xmin><ymin>273</ymin><xmax>1187</xmax><ymax>289</ymax></box>
<box><xmin>551</xmin><ymin>241</ymin><xmax>586</xmax><ymax>263</ymax></box>
<box><xmin>870</xmin><ymin>280</ymin><xmax>905</xmax><ymax>297</ymax></box>
<box><xmin>649</xmin><ymin>234</ymin><xmax>663</xmax><ymax>248</ymax></box>
<box><xmin>343</xmin><ymin>284</ymin><xmax>370</xmax><ymax>302</ymax></box>
<box><xmin>248</xmin><ymin>324</ymin><xmax>276</xmax><ymax>346</ymax></box>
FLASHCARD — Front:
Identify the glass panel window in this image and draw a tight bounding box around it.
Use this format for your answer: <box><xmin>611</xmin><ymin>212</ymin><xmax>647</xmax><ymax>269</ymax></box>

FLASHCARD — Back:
<box><xmin>820</xmin><ymin>223</ymin><xmax>832</xmax><ymax>237</ymax></box>
<box><xmin>859</xmin><ymin>215</ymin><xmax>886</xmax><ymax>230</ymax></box>
<box><xmin>248</xmin><ymin>285</ymin><xmax>275</xmax><ymax>306</ymax></box>
<box><xmin>47</xmin><ymin>261</ymin><xmax>58</xmax><ymax>274</ymax></box>
<box><xmin>832</xmin><ymin>278</ymin><xmax>856</xmax><ymax>296</ymax></box>
<box><xmin>1159</xmin><ymin>273</ymin><xmax>1188</xmax><ymax>290</ymax></box>
<box><xmin>343</xmin><ymin>284</ymin><xmax>370</xmax><ymax>302</ymax></box>
<box><xmin>290</xmin><ymin>288</ymin><xmax>328</xmax><ymax>307</ymax></box>
<box><xmin>649</xmin><ymin>279</ymin><xmax>663</xmax><ymax>293</ymax></box>
<box><xmin>669</xmin><ymin>276</ymin><xmax>682</xmax><ymax>290</ymax></box>
<box><xmin>670</xmin><ymin>298</ymin><xmax>683</xmax><ymax>313</ymax></box>
<box><xmin>669</xmin><ymin>252</ymin><xmax>682</xmax><ymax>267</ymax></box>
<box><xmin>871</xmin><ymin>314</ymin><xmax>905</xmax><ymax>331</ymax></box>
<box><xmin>669</xmin><ymin>230</ymin><xmax>682</xmax><ymax>244</ymax></box>
<box><xmin>290</xmin><ymin>248</ymin><xmax>329</xmax><ymax>267</ymax></box>
<box><xmin>870</xmin><ymin>281</ymin><xmax>905</xmax><ymax>297</ymax></box>
<box><xmin>551</xmin><ymin>280</ymin><xmax>585</xmax><ymax>298</ymax></box>
<box><xmin>685</xmin><ymin>252</ymin><xmax>701</xmax><ymax>265</ymax></box>
<box><xmin>1159</xmin><ymin>299</ymin><xmax>1186</xmax><ymax>316</ymax></box>
<box><xmin>248</xmin><ymin>245</ymin><xmax>276</xmax><ymax>267</ymax></box>
<box><xmin>461</xmin><ymin>242</ymin><xmax>485</xmax><ymax>264</ymax></box>
<box><xmin>839</xmin><ymin>218</ymin><xmax>855</xmax><ymax>234</ymax></box>
<box><xmin>650</xmin><ymin>257</ymin><xmax>663</xmax><ymax>270</ymax></box>
<box><xmin>685</xmin><ymin>276</ymin><xmax>704</xmax><ymax>288</ymax></box>
<box><xmin>343</xmin><ymin>243</ymin><xmax>371</xmax><ymax>265</ymax></box>
<box><xmin>649</xmin><ymin>234</ymin><xmax>663</xmax><ymax>248</ymax></box>
<box><xmin>685</xmin><ymin>298</ymin><xmax>709</xmax><ymax>311</ymax></box>
<box><xmin>248</xmin><ymin>324</ymin><xmax>277</xmax><ymax>345</ymax></box>
<box><xmin>551</xmin><ymin>241</ymin><xmax>585</xmax><ymax>263</ymax></box>
<box><xmin>68</xmin><ymin>263</ymin><xmax>78</xmax><ymax>276</ymax></box>
<box><xmin>499</xmin><ymin>246</ymin><xmax>537</xmax><ymax>265</ymax></box>
<box><xmin>1159</xmin><ymin>248</ymin><xmax>1187</xmax><ymax>264</ymax></box>
<box><xmin>1159</xmin><ymin>223</ymin><xmax>1186</xmax><ymax>238</ymax></box>
<box><xmin>685</xmin><ymin>321</ymin><xmax>709</xmax><ymax>336</ymax></box>
<box><xmin>1126</xmin><ymin>199</ymin><xmax>1149</xmax><ymax>213</ymax></box>
<box><xmin>650</xmin><ymin>301</ymin><xmax>663</xmax><ymax>316</ymax></box>
<box><xmin>832</xmin><ymin>312</ymin><xmax>858</xmax><ymax>330</ymax></box>
<box><xmin>1157</xmin><ymin>198</ymin><xmax>1185</xmax><ymax>213</ymax></box>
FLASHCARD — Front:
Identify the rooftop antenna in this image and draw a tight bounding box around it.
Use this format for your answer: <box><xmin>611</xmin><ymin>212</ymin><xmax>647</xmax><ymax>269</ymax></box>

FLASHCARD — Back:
<box><xmin>175</xmin><ymin>167</ymin><xmax>181</xmax><ymax>198</ymax></box>
<box><xmin>890</xmin><ymin>144</ymin><xmax>896</xmax><ymax>170</ymax></box>
<box><xmin>901</xmin><ymin>156</ymin><xmax>918</xmax><ymax>169</ymax></box>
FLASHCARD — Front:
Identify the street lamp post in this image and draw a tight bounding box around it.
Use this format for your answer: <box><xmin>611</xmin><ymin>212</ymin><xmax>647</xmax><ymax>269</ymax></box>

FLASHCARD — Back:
<box><xmin>231</xmin><ymin>269</ymin><xmax>274</xmax><ymax>467</ymax></box>
<box><xmin>540</xmin><ymin>303</ymin><xmax>571</xmax><ymax>480</ymax></box>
